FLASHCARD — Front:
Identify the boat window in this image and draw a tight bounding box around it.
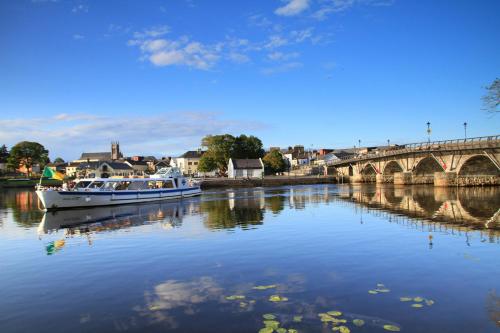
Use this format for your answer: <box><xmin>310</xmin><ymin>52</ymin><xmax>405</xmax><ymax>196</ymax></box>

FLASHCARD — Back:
<box><xmin>88</xmin><ymin>181</ymin><xmax>105</xmax><ymax>189</ymax></box>
<box><xmin>127</xmin><ymin>181</ymin><xmax>147</xmax><ymax>190</ymax></box>
<box><xmin>75</xmin><ymin>181</ymin><xmax>92</xmax><ymax>189</ymax></box>
<box><xmin>162</xmin><ymin>180</ymin><xmax>174</xmax><ymax>189</ymax></box>
<box><xmin>102</xmin><ymin>182</ymin><xmax>117</xmax><ymax>190</ymax></box>
<box><xmin>115</xmin><ymin>181</ymin><xmax>131</xmax><ymax>190</ymax></box>
<box><xmin>146</xmin><ymin>181</ymin><xmax>163</xmax><ymax>189</ymax></box>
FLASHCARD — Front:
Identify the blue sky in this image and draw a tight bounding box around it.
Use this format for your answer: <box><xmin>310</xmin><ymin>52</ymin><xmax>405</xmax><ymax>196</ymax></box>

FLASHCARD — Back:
<box><xmin>1</xmin><ymin>0</ymin><xmax>499</xmax><ymax>160</ymax></box>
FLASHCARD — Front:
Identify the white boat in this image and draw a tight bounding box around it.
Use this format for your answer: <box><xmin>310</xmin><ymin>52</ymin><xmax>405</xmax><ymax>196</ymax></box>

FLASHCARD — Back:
<box><xmin>36</xmin><ymin>167</ymin><xmax>202</xmax><ymax>210</ymax></box>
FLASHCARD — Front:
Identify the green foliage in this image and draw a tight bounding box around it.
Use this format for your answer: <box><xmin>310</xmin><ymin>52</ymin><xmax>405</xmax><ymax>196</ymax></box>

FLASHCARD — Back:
<box><xmin>7</xmin><ymin>141</ymin><xmax>49</xmax><ymax>176</ymax></box>
<box><xmin>263</xmin><ymin>150</ymin><xmax>286</xmax><ymax>174</ymax></box>
<box><xmin>53</xmin><ymin>157</ymin><xmax>65</xmax><ymax>164</ymax></box>
<box><xmin>0</xmin><ymin>144</ymin><xmax>9</xmax><ymax>163</ymax></box>
<box><xmin>198</xmin><ymin>134</ymin><xmax>264</xmax><ymax>174</ymax></box>
<box><xmin>482</xmin><ymin>78</ymin><xmax>499</xmax><ymax>113</ymax></box>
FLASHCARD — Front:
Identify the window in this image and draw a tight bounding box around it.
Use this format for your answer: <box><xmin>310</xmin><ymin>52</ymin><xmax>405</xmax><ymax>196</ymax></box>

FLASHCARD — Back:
<box><xmin>103</xmin><ymin>182</ymin><xmax>118</xmax><ymax>190</ymax></box>
<box><xmin>88</xmin><ymin>181</ymin><xmax>104</xmax><ymax>189</ymax></box>
<box><xmin>115</xmin><ymin>181</ymin><xmax>131</xmax><ymax>190</ymax></box>
<box><xmin>194</xmin><ymin>162</ymin><xmax>198</xmax><ymax>165</ymax></box>
<box><xmin>162</xmin><ymin>180</ymin><xmax>174</xmax><ymax>188</ymax></box>
<box><xmin>128</xmin><ymin>181</ymin><xmax>147</xmax><ymax>190</ymax></box>
<box><xmin>75</xmin><ymin>181</ymin><xmax>92</xmax><ymax>189</ymax></box>
<box><xmin>188</xmin><ymin>162</ymin><xmax>192</xmax><ymax>165</ymax></box>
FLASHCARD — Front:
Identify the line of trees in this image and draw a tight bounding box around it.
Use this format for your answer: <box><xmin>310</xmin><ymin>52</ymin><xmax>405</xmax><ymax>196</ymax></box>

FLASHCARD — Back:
<box><xmin>0</xmin><ymin>141</ymin><xmax>50</xmax><ymax>176</ymax></box>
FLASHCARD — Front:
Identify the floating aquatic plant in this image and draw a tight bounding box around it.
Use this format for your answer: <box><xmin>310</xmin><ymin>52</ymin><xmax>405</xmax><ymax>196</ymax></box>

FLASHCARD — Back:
<box><xmin>293</xmin><ymin>315</ymin><xmax>303</xmax><ymax>323</ymax></box>
<box><xmin>263</xmin><ymin>320</ymin><xmax>280</xmax><ymax>329</ymax></box>
<box><xmin>288</xmin><ymin>330</ymin><xmax>298</xmax><ymax>333</ymax></box>
<box><xmin>352</xmin><ymin>319</ymin><xmax>365</xmax><ymax>327</ymax></box>
<box><xmin>276</xmin><ymin>328</ymin><xmax>287</xmax><ymax>333</ymax></box>
<box><xmin>327</xmin><ymin>311</ymin><xmax>342</xmax><ymax>316</ymax></box>
<box><xmin>376</xmin><ymin>288</ymin><xmax>390</xmax><ymax>293</ymax></box>
<box><xmin>383</xmin><ymin>324</ymin><xmax>401</xmax><ymax>331</ymax></box>
<box><xmin>368</xmin><ymin>290</ymin><xmax>378</xmax><ymax>294</ymax></box>
<box><xmin>411</xmin><ymin>303</ymin><xmax>423</xmax><ymax>308</ymax></box>
<box><xmin>259</xmin><ymin>328</ymin><xmax>273</xmax><ymax>333</ymax></box>
<box><xmin>253</xmin><ymin>285</ymin><xmax>277</xmax><ymax>290</ymax></box>
<box><xmin>399</xmin><ymin>297</ymin><xmax>412</xmax><ymax>302</ymax></box>
<box><xmin>239</xmin><ymin>302</ymin><xmax>247</xmax><ymax>308</ymax></box>
<box><xmin>425</xmin><ymin>299</ymin><xmax>435</xmax><ymax>306</ymax></box>
<box><xmin>225</xmin><ymin>295</ymin><xmax>245</xmax><ymax>301</ymax></box>
<box><xmin>149</xmin><ymin>305</ymin><xmax>161</xmax><ymax>311</ymax></box>
<box><xmin>332</xmin><ymin>326</ymin><xmax>350</xmax><ymax>333</ymax></box>
<box><xmin>318</xmin><ymin>313</ymin><xmax>334</xmax><ymax>322</ymax></box>
<box><xmin>269</xmin><ymin>295</ymin><xmax>288</xmax><ymax>302</ymax></box>
<box><xmin>263</xmin><ymin>314</ymin><xmax>276</xmax><ymax>320</ymax></box>
<box><xmin>413</xmin><ymin>297</ymin><xmax>423</xmax><ymax>302</ymax></box>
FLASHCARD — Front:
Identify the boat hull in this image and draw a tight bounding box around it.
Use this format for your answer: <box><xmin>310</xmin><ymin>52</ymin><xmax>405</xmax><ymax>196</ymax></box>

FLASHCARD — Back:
<box><xmin>36</xmin><ymin>187</ymin><xmax>201</xmax><ymax>210</ymax></box>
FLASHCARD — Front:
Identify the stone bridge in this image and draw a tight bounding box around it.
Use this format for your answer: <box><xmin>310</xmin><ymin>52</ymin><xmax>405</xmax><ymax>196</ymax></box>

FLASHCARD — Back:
<box><xmin>328</xmin><ymin>135</ymin><xmax>500</xmax><ymax>186</ymax></box>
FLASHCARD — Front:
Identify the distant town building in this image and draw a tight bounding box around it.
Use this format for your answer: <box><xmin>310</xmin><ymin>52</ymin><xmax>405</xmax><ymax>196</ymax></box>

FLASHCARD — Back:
<box><xmin>228</xmin><ymin>158</ymin><xmax>264</xmax><ymax>179</ymax></box>
<box><xmin>76</xmin><ymin>161</ymin><xmax>134</xmax><ymax>178</ymax></box>
<box><xmin>172</xmin><ymin>150</ymin><xmax>205</xmax><ymax>176</ymax></box>
<box><xmin>74</xmin><ymin>142</ymin><xmax>122</xmax><ymax>163</ymax></box>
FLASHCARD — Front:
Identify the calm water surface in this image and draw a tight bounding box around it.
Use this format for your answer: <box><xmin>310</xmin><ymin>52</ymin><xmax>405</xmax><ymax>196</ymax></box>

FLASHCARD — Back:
<box><xmin>0</xmin><ymin>184</ymin><xmax>499</xmax><ymax>333</ymax></box>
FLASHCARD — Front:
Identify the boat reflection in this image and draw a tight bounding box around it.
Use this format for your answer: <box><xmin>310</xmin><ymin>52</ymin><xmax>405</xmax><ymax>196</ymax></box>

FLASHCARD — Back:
<box><xmin>38</xmin><ymin>200</ymin><xmax>199</xmax><ymax>235</ymax></box>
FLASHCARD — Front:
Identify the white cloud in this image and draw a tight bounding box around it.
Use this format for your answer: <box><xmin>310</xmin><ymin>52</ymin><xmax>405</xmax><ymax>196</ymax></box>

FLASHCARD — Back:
<box><xmin>227</xmin><ymin>52</ymin><xmax>250</xmax><ymax>64</ymax></box>
<box><xmin>312</xmin><ymin>0</ymin><xmax>393</xmax><ymax>20</ymax></box>
<box><xmin>0</xmin><ymin>112</ymin><xmax>266</xmax><ymax>159</ymax></box>
<box><xmin>261</xmin><ymin>62</ymin><xmax>302</xmax><ymax>75</ymax></box>
<box><xmin>72</xmin><ymin>34</ymin><xmax>85</xmax><ymax>40</ymax></box>
<box><xmin>265</xmin><ymin>35</ymin><xmax>288</xmax><ymax>49</ymax></box>
<box><xmin>267</xmin><ymin>51</ymin><xmax>300</xmax><ymax>61</ymax></box>
<box><xmin>275</xmin><ymin>0</ymin><xmax>310</xmax><ymax>16</ymax></box>
<box><xmin>71</xmin><ymin>4</ymin><xmax>88</xmax><ymax>13</ymax></box>
<box><xmin>133</xmin><ymin>25</ymin><xmax>170</xmax><ymax>39</ymax></box>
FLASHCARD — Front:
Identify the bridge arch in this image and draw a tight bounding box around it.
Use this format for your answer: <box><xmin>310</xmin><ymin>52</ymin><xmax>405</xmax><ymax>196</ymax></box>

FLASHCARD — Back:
<box><xmin>383</xmin><ymin>161</ymin><xmax>403</xmax><ymax>175</ymax></box>
<box><xmin>414</xmin><ymin>156</ymin><xmax>445</xmax><ymax>176</ymax></box>
<box><xmin>458</xmin><ymin>155</ymin><xmax>499</xmax><ymax>176</ymax></box>
<box><xmin>361</xmin><ymin>163</ymin><xmax>378</xmax><ymax>175</ymax></box>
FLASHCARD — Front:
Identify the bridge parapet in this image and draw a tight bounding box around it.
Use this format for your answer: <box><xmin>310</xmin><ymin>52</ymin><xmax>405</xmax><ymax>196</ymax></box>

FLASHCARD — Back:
<box><xmin>328</xmin><ymin>135</ymin><xmax>500</xmax><ymax>167</ymax></box>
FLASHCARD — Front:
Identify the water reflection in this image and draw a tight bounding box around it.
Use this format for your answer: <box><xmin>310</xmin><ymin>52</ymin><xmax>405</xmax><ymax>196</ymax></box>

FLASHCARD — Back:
<box><xmin>0</xmin><ymin>189</ymin><xmax>43</xmax><ymax>227</ymax></box>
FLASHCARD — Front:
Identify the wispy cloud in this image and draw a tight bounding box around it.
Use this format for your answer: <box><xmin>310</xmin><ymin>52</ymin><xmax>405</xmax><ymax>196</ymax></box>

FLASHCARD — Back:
<box><xmin>275</xmin><ymin>0</ymin><xmax>311</xmax><ymax>16</ymax></box>
<box><xmin>312</xmin><ymin>0</ymin><xmax>394</xmax><ymax>20</ymax></box>
<box><xmin>132</xmin><ymin>25</ymin><xmax>170</xmax><ymax>39</ymax></box>
<box><xmin>0</xmin><ymin>112</ymin><xmax>266</xmax><ymax>159</ymax></box>
<box><xmin>72</xmin><ymin>34</ymin><xmax>85</xmax><ymax>40</ymax></box>
<box><xmin>72</xmin><ymin>4</ymin><xmax>88</xmax><ymax>13</ymax></box>
<box><xmin>261</xmin><ymin>62</ymin><xmax>302</xmax><ymax>75</ymax></box>
<box><xmin>267</xmin><ymin>51</ymin><xmax>300</xmax><ymax>61</ymax></box>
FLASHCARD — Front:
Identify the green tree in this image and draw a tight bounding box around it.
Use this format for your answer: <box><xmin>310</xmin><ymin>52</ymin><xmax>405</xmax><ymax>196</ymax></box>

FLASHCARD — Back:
<box><xmin>0</xmin><ymin>144</ymin><xmax>9</xmax><ymax>163</ymax></box>
<box><xmin>7</xmin><ymin>141</ymin><xmax>49</xmax><ymax>176</ymax></box>
<box><xmin>232</xmin><ymin>135</ymin><xmax>265</xmax><ymax>159</ymax></box>
<box><xmin>482</xmin><ymin>78</ymin><xmax>499</xmax><ymax>114</ymax></box>
<box><xmin>263</xmin><ymin>150</ymin><xmax>286</xmax><ymax>174</ymax></box>
<box><xmin>53</xmin><ymin>157</ymin><xmax>65</xmax><ymax>164</ymax></box>
<box><xmin>197</xmin><ymin>155</ymin><xmax>217</xmax><ymax>173</ymax></box>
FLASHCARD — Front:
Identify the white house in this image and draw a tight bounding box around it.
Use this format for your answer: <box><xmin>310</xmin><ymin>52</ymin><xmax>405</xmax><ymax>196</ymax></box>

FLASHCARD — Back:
<box><xmin>228</xmin><ymin>158</ymin><xmax>264</xmax><ymax>179</ymax></box>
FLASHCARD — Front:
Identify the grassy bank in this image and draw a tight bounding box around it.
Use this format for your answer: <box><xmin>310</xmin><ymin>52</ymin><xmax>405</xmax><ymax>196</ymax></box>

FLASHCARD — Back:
<box><xmin>200</xmin><ymin>175</ymin><xmax>338</xmax><ymax>189</ymax></box>
<box><xmin>0</xmin><ymin>178</ymin><xmax>63</xmax><ymax>188</ymax></box>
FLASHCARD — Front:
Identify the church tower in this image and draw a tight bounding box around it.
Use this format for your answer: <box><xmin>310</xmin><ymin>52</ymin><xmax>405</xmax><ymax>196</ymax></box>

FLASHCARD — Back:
<box><xmin>111</xmin><ymin>141</ymin><xmax>121</xmax><ymax>160</ymax></box>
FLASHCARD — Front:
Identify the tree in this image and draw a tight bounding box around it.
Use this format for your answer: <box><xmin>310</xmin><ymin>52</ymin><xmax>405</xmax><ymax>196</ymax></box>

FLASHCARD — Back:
<box><xmin>0</xmin><ymin>144</ymin><xmax>9</xmax><ymax>163</ymax></box>
<box><xmin>7</xmin><ymin>141</ymin><xmax>49</xmax><ymax>176</ymax></box>
<box><xmin>263</xmin><ymin>150</ymin><xmax>286</xmax><ymax>174</ymax></box>
<box><xmin>53</xmin><ymin>157</ymin><xmax>65</xmax><ymax>164</ymax></box>
<box><xmin>199</xmin><ymin>134</ymin><xmax>266</xmax><ymax>175</ymax></box>
<box><xmin>482</xmin><ymin>78</ymin><xmax>499</xmax><ymax>114</ymax></box>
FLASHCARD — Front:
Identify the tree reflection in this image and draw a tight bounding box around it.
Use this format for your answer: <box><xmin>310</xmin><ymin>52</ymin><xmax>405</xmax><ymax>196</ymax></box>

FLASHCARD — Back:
<box><xmin>201</xmin><ymin>196</ymin><xmax>265</xmax><ymax>230</ymax></box>
<box><xmin>0</xmin><ymin>189</ymin><xmax>43</xmax><ymax>227</ymax></box>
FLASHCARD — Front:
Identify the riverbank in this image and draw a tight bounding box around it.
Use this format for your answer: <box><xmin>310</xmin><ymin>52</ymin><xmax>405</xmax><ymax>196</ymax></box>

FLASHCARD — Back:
<box><xmin>199</xmin><ymin>175</ymin><xmax>338</xmax><ymax>189</ymax></box>
<box><xmin>0</xmin><ymin>178</ymin><xmax>62</xmax><ymax>188</ymax></box>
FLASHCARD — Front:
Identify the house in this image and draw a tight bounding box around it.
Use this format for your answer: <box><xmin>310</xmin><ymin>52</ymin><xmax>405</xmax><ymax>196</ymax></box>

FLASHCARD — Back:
<box><xmin>172</xmin><ymin>150</ymin><xmax>205</xmax><ymax>176</ymax></box>
<box><xmin>125</xmin><ymin>159</ymin><xmax>149</xmax><ymax>175</ymax></box>
<box><xmin>46</xmin><ymin>163</ymin><xmax>66</xmax><ymax>173</ymax></box>
<box><xmin>65</xmin><ymin>162</ymin><xmax>80</xmax><ymax>178</ymax></box>
<box><xmin>76</xmin><ymin>161</ymin><xmax>134</xmax><ymax>178</ymax></box>
<box><xmin>154</xmin><ymin>160</ymin><xmax>170</xmax><ymax>171</ymax></box>
<box><xmin>228</xmin><ymin>158</ymin><xmax>264</xmax><ymax>179</ymax></box>
<box><xmin>73</xmin><ymin>142</ymin><xmax>122</xmax><ymax>163</ymax></box>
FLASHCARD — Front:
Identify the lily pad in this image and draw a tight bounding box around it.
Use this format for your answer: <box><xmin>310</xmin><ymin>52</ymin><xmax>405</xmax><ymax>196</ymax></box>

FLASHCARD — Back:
<box><xmin>239</xmin><ymin>302</ymin><xmax>247</xmax><ymax>308</ymax></box>
<box><xmin>263</xmin><ymin>314</ymin><xmax>276</xmax><ymax>320</ymax></box>
<box><xmin>377</xmin><ymin>283</ymin><xmax>385</xmax><ymax>287</ymax></box>
<box><xmin>288</xmin><ymin>330</ymin><xmax>298</xmax><ymax>333</ymax></box>
<box><xmin>332</xmin><ymin>318</ymin><xmax>347</xmax><ymax>324</ymax></box>
<box><xmin>352</xmin><ymin>319</ymin><xmax>365</xmax><ymax>327</ymax></box>
<box><xmin>368</xmin><ymin>290</ymin><xmax>378</xmax><ymax>294</ymax></box>
<box><xmin>149</xmin><ymin>305</ymin><xmax>161</xmax><ymax>311</ymax></box>
<box><xmin>425</xmin><ymin>299</ymin><xmax>435</xmax><ymax>306</ymax></box>
<box><xmin>332</xmin><ymin>326</ymin><xmax>350</xmax><ymax>333</ymax></box>
<box><xmin>263</xmin><ymin>320</ymin><xmax>280</xmax><ymax>329</ymax></box>
<box><xmin>413</xmin><ymin>297</ymin><xmax>423</xmax><ymax>302</ymax></box>
<box><xmin>383</xmin><ymin>324</ymin><xmax>401</xmax><ymax>331</ymax></box>
<box><xmin>400</xmin><ymin>297</ymin><xmax>412</xmax><ymax>302</ymax></box>
<box><xmin>253</xmin><ymin>285</ymin><xmax>277</xmax><ymax>290</ymax></box>
<box><xmin>375</xmin><ymin>288</ymin><xmax>390</xmax><ymax>293</ymax></box>
<box><xmin>276</xmin><ymin>328</ymin><xmax>287</xmax><ymax>333</ymax></box>
<box><xmin>327</xmin><ymin>311</ymin><xmax>342</xmax><ymax>316</ymax></box>
<box><xmin>293</xmin><ymin>315</ymin><xmax>303</xmax><ymax>323</ymax></box>
<box><xmin>225</xmin><ymin>295</ymin><xmax>245</xmax><ymax>301</ymax></box>
<box><xmin>319</xmin><ymin>314</ymin><xmax>334</xmax><ymax>322</ymax></box>
<box><xmin>411</xmin><ymin>303</ymin><xmax>423</xmax><ymax>308</ymax></box>
<box><xmin>269</xmin><ymin>295</ymin><xmax>288</xmax><ymax>302</ymax></box>
<box><xmin>259</xmin><ymin>328</ymin><xmax>274</xmax><ymax>333</ymax></box>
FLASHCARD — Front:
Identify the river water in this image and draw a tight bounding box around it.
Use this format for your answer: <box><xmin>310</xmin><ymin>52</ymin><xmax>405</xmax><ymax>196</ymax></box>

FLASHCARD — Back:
<box><xmin>0</xmin><ymin>184</ymin><xmax>499</xmax><ymax>333</ymax></box>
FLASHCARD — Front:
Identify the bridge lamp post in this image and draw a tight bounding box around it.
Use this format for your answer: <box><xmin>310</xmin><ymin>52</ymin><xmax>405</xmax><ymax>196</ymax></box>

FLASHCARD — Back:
<box><xmin>463</xmin><ymin>122</ymin><xmax>467</xmax><ymax>140</ymax></box>
<box><xmin>426</xmin><ymin>122</ymin><xmax>431</xmax><ymax>144</ymax></box>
